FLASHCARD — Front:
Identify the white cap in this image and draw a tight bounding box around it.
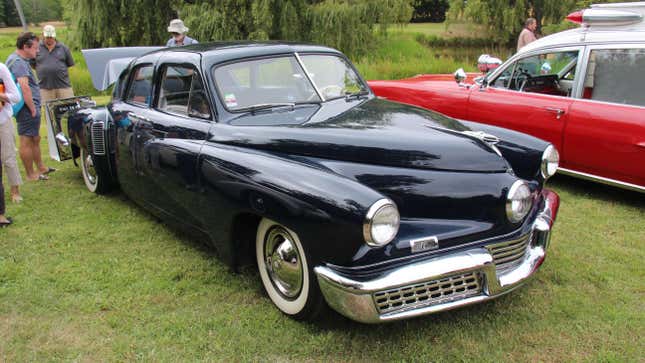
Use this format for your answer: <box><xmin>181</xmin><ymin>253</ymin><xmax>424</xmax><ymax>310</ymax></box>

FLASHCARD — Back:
<box><xmin>167</xmin><ymin>19</ymin><xmax>189</xmax><ymax>34</ymax></box>
<box><xmin>43</xmin><ymin>25</ymin><xmax>56</xmax><ymax>38</ymax></box>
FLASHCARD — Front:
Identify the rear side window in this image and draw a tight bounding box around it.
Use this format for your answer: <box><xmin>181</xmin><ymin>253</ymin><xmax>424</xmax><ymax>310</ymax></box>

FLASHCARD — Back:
<box><xmin>125</xmin><ymin>64</ymin><xmax>154</xmax><ymax>106</ymax></box>
<box><xmin>158</xmin><ymin>64</ymin><xmax>211</xmax><ymax>119</ymax></box>
<box><xmin>582</xmin><ymin>48</ymin><xmax>645</xmax><ymax>107</ymax></box>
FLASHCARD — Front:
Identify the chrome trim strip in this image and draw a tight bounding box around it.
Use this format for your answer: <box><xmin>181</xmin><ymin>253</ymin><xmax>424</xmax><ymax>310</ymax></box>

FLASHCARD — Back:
<box><xmin>557</xmin><ymin>167</ymin><xmax>644</xmax><ymax>193</ymax></box>
<box><xmin>91</xmin><ymin>122</ymin><xmax>105</xmax><ymax>155</ymax></box>
<box><xmin>315</xmin><ymin>190</ymin><xmax>557</xmax><ymax>323</ymax></box>
<box><xmin>294</xmin><ymin>52</ymin><xmax>323</xmax><ymax>101</ymax></box>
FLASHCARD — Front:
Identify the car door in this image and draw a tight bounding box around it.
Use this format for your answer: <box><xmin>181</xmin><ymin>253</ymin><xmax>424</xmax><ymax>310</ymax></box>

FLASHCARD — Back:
<box><xmin>564</xmin><ymin>45</ymin><xmax>645</xmax><ymax>189</ymax></box>
<box><xmin>111</xmin><ymin>54</ymin><xmax>160</xmax><ymax>206</ymax></box>
<box><xmin>136</xmin><ymin>53</ymin><xmax>213</xmax><ymax>229</ymax></box>
<box><xmin>467</xmin><ymin>47</ymin><xmax>582</xmax><ymax>152</ymax></box>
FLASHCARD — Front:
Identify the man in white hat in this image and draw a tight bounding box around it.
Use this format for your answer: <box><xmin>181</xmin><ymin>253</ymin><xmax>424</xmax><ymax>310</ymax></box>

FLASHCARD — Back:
<box><xmin>36</xmin><ymin>25</ymin><xmax>75</xmax><ymax>102</ymax></box>
<box><xmin>166</xmin><ymin>19</ymin><xmax>198</xmax><ymax>47</ymax></box>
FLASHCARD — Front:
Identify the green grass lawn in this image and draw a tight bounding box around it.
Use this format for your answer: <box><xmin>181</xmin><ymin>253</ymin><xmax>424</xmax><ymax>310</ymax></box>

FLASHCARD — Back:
<box><xmin>1</xmin><ymin>136</ymin><xmax>643</xmax><ymax>361</ymax></box>
<box><xmin>1</xmin><ymin>23</ymin><xmax>644</xmax><ymax>361</ymax></box>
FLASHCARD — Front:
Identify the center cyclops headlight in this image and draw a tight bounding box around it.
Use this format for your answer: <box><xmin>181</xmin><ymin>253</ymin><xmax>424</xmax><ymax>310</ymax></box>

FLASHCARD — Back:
<box><xmin>363</xmin><ymin>199</ymin><xmax>400</xmax><ymax>247</ymax></box>
<box><xmin>541</xmin><ymin>144</ymin><xmax>560</xmax><ymax>179</ymax></box>
<box><xmin>506</xmin><ymin>180</ymin><xmax>533</xmax><ymax>223</ymax></box>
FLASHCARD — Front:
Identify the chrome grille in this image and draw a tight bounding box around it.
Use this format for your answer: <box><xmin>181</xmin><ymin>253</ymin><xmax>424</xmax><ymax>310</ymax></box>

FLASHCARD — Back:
<box><xmin>91</xmin><ymin>122</ymin><xmax>105</xmax><ymax>155</ymax></box>
<box><xmin>373</xmin><ymin>272</ymin><xmax>482</xmax><ymax>315</ymax></box>
<box><xmin>486</xmin><ymin>234</ymin><xmax>530</xmax><ymax>272</ymax></box>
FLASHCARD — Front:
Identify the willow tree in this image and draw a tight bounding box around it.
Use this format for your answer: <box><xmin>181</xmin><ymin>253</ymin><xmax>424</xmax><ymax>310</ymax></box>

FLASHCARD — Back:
<box><xmin>447</xmin><ymin>0</ymin><xmax>582</xmax><ymax>43</ymax></box>
<box><xmin>179</xmin><ymin>0</ymin><xmax>413</xmax><ymax>57</ymax></box>
<box><xmin>66</xmin><ymin>0</ymin><xmax>178</xmax><ymax>48</ymax></box>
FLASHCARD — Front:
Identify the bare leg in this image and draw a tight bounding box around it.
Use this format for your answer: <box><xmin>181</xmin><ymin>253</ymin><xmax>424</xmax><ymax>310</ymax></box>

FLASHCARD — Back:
<box><xmin>11</xmin><ymin>185</ymin><xmax>22</xmax><ymax>203</ymax></box>
<box><xmin>32</xmin><ymin>135</ymin><xmax>49</xmax><ymax>173</ymax></box>
<box><xmin>19</xmin><ymin>135</ymin><xmax>38</xmax><ymax>180</ymax></box>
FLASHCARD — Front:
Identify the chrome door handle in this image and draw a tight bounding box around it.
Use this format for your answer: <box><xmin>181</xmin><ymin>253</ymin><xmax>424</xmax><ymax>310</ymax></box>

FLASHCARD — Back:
<box><xmin>544</xmin><ymin>107</ymin><xmax>565</xmax><ymax>119</ymax></box>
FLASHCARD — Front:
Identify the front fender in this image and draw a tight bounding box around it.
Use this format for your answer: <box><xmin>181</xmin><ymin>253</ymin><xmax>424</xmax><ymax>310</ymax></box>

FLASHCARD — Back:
<box><xmin>460</xmin><ymin>120</ymin><xmax>550</xmax><ymax>182</ymax></box>
<box><xmin>198</xmin><ymin>142</ymin><xmax>387</xmax><ymax>267</ymax></box>
<box><xmin>77</xmin><ymin>107</ymin><xmax>118</xmax><ymax>182</ymax></box>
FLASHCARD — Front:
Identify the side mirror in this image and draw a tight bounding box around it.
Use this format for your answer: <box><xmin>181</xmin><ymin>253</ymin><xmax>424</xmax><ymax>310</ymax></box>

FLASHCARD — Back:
<box><xmin>454</xmin><ymin>68</ymin><xmax>467</xmax><ymax>84</ymax></box>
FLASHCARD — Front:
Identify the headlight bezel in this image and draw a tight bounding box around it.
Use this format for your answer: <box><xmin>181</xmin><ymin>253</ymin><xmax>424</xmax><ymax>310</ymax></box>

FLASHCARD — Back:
<box><xmin>540</xmin><ymin>144</ymin><xmax>560</xmax><ymax>179</ymax></box>
<box><xmin>506</xmin><ymin>180</ymin><xmax>533</xmax><ymax>223</ymax></box>
<box><xmin>363</xmin><ymin>199</ymin><xmax>400</xmax><ymax>247</ymax></box>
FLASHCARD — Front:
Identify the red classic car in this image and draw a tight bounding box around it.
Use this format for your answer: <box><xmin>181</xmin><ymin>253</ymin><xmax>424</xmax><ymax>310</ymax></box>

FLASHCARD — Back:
<box><xmin>369</xmin><ymin>2</ymin><xmax>645</xmax><ymax>192</ymax></box>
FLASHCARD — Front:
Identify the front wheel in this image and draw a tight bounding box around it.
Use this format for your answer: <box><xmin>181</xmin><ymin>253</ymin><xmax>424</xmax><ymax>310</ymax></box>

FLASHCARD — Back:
<box><xmin>80</xmin><ymin>148</ymin><xmax>112</xmax><ymax>194</ymax></box>
<box><xmin>256</xmin><ymin>218</ymin><xmax>324</xmax><ymax>320</ymax></box>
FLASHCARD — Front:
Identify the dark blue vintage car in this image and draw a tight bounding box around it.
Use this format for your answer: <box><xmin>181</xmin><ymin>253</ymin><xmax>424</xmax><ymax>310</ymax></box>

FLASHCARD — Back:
<box><xmin>61</xmin><ymin>43</ymin><xmax>560</xmax><ymax>323</ymax></box>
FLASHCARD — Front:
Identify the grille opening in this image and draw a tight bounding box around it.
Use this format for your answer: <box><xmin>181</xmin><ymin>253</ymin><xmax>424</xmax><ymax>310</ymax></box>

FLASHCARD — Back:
<box><xmin>373</xmin><ymin>272</ymin><xmax>483</xmax><ymax>315</ymax></box>
<box><xmin>487</xmin><ymin>235</ymin><xmax>531</xmax><ymax>272</ymax></box>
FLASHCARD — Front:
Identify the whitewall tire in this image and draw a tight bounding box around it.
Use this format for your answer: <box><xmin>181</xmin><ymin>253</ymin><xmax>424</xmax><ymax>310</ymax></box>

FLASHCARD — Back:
<box><xmin>256</xmin><ymin>218</ymin><xmax>323</xmax><ymax>319</ymax></box>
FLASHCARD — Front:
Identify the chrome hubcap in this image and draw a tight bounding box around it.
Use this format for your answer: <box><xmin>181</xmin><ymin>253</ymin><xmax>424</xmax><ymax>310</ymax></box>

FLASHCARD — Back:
<box><xmin>84</xmin><ymin>153</ymin><xmax>97</xmax><ymax>185</ymax></box>
<box><xmin>264</xmin><ymin>226</ymin><xmax>303</xmax><ymax>299</ymax></box>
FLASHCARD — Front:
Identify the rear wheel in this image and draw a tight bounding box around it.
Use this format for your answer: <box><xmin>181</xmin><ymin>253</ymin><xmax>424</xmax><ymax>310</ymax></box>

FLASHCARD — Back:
<box><xmin>256</xmin><ymin>218</ymin><xmax>324</xmax><ymax>320</ymax></box>
<box><xmin>80</xmin><ymin>148</ymin><xmax>112</xmax><ymax>194</ymax></box>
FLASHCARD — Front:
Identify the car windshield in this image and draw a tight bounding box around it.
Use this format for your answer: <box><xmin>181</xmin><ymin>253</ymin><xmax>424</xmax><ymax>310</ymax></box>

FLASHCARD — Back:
<box><xmin>213</xmin><ymin>54</ymin><xmax>367</xmax><ymax>111</ymax></box>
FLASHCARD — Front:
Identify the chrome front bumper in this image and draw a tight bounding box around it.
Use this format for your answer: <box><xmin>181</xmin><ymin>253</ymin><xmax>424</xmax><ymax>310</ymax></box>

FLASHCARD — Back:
<box><xmin>314</xmin><ymin>190</ymin><xmax>559</xmax><ymax>323</ymax></box>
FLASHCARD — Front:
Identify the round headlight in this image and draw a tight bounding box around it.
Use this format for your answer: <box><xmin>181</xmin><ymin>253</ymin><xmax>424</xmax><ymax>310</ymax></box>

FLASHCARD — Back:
<box><xmin>506</xmin><ymin>180</ymin><xmax>533</xmax><ymax>223</ymax></box>
<box><xmin>363</xmin><ymin>199</ymin><xmax>400</xmax><ymax>247</ymax></box>
<box><xmin>541</xmin><ymin>144</ymin><xmax>559</xmax><ymax>179</ymax></box>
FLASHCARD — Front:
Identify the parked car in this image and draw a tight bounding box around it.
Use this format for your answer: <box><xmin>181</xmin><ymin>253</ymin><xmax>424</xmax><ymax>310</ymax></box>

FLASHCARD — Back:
<box><xmin>369</xmin><ymin>2</ymin><xmax>645</xmax><ymax>193</ymax></box>
<box><xmin>50</xmin><ymin>42</ymin><xmax>560</xmax><ymax>323</ymax></box>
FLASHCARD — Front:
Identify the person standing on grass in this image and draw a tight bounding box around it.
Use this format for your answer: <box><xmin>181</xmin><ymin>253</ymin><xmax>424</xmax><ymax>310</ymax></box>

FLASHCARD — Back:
<box><xmin>0</xmin><ymin>61</ymin><xmax>21</xmax><ymax>225</ymax></box>
<box><xmin>0</xmin><ymin>152</ymin><xmax>12</xmax><ymax>227</ymax></box>
<box><xmin>0</xmin><ymin>60</ymin><xmax>24</xmax><ymax>204</ymax></box>
<box><xmin>7</xmin><ymin>32</ymin><xmax>55</xmax><ymax>182</ymax></box>
<box><xmin>517</xmin><ymin>17</ymin><xmax>538</xmax><ymax>51</ymax></box>
<box><xmin>166</xmin><ymin>19</ymin><xmax>198</xmax><ymax>47</ymax></box>
<box><xmin>36</xmin><ymin>25</ymin><xmax>75</xmax><ymax>103</ymax></box>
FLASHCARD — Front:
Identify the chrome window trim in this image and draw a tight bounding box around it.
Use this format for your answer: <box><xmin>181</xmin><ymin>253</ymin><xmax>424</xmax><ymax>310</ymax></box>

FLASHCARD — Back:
<box><xmin>557</xmin><ymin>167</ymin><xmax>645</xmax><ymax>193</ymax></box>
<box><xmin>294</xmin><ymin>52</ymin><xmax>324</xmax><ymax>101</ymax></box>
<box><xmin>486</xmin><ymin>45</ymin><xmax>585</xmax><ymax>94</ymax></box>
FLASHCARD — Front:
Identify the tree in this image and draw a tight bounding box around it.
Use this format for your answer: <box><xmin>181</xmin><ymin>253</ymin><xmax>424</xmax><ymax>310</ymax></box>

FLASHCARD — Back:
<box><xmin>67</xmin><ymin>0</ymin><xmax>413</xmax><ymax>57</ymax></box>
<box><xmin>66</xmin><ymin>0</ymin><xmax>178</xmax><ymax>48</ymax></box>
<box><xmin>2</xmin><ymin>0</ymin><xmax>62</xmax><ymax>26</ymax></box>
<box><xmin>447</xmin><ymin>0</ymin><xmax>632</xmax><ymax>44</ymax></box>
<box><xmin>411</xmin><ymin>0</ymin><xmax>449</xmax><ymax>23</ymax></box>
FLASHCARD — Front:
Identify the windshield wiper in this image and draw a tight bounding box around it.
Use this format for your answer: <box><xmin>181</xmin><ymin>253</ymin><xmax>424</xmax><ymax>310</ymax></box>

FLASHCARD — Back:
<box><xmin>237</xmin><ymin>103</ymin><xmax>295</xmax><ymax>114</ymax></box>
<box><xmin>345</xmin><ymin>89</ymin><xmax>370</xmax><ymax>101</ymax></box>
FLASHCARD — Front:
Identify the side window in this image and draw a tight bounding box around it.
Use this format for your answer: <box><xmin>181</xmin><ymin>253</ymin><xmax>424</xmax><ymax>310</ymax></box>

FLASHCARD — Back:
<box><xmin>125</xmin><ymin>64</ymin><xmax>153</xmax><ymax>105</ymax></box>
<box><xmin>582</xmin><ymin>48</ymin><xmax>645</xmax><ymax>107</ymax></box>
<box><xmin>492</xmin><ymin>50</ymin><xmax>578</xmax><ymax>96</ymax></box>
<box><xmin>113</xmin><ymin>69</ymin><xmax>129</xmax><ymax>100</ymax></box>
<box><xmin>188</xmin><ymin>72</ymin><xmax>211</xmax><ymax>119</ymax></box>
<box><xmin>158</xmin><ymin>64</ymin><xmax>211</xmax><ymax>119</ymax></box>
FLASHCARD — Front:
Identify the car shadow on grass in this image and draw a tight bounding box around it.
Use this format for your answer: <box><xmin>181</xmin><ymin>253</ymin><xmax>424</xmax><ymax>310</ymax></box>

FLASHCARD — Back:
<box><xmin>548</xmin><ymin>174</ymin><xmax>644</xmax><ymax>208</ymax></box>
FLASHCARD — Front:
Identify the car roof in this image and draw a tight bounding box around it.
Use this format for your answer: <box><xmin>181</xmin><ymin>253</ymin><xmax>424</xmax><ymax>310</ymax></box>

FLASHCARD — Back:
<box><xmin>518</xmin><ymin>1</ymin><xmax>645</xmax><ymax>54</ymax></box>
<box><xmin>161</xmin><ymin>41</ymin><xmax>343</xmax><ymax>63</ymax></box>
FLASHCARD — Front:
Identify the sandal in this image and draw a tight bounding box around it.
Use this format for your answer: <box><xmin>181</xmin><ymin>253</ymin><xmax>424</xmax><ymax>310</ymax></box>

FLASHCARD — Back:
<box><xmin>11</xmin><ymin>195</ymin><xmax>23</xmax><ymax>203</ymax></box>
<box><xmin>42</xmin><ymin>167</ymin><xmax>57</xmax><ymax>175</ymax></box>
<box><xmin>38</xmin><ymin>174</ymin><xmax>49</xmax><ymax>181</ymax></box>
<box><xmin>0</xmin><ymin>217</ymin><xmax>12</xmax><ymax>228</ymax></box>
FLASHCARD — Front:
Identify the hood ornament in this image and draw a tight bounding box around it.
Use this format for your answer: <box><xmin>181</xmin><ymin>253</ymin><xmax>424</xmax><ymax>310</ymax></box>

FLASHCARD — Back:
<box><xmin>462</xmin><ymin>130</ymin><xmax>502</xmax><ymax>156</ymax></box>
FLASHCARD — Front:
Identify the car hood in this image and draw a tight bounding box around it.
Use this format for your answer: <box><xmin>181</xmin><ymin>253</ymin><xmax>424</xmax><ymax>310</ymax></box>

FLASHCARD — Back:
<box><xmin>212</xmin><ymin>98</ymin><xmax>508</xmax><ymax>173</ymax></box>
